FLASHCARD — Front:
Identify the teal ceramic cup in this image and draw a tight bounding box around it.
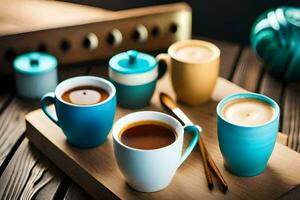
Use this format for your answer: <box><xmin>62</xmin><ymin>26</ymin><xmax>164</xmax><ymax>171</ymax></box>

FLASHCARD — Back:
<box><xmin>217</xmin><ymin>93</ymin><xmax>280</xmax><ymax>177</ymax></box>
<box><xmin>41</xmin><ymin>76</ymin><xmax>116</xmax><ymax>148</ymax></box>
<box><xmin>109</xmin><ymin>50</ymin><xmax>165</xmax><ymax>109</ymax></box>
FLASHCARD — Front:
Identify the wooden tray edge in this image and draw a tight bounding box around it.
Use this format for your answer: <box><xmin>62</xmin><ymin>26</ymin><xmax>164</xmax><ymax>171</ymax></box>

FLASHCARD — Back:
<box><xmin>25</xmin><ymin>117</ymin><xmax>121</xmax><ymax>200</ymax></box>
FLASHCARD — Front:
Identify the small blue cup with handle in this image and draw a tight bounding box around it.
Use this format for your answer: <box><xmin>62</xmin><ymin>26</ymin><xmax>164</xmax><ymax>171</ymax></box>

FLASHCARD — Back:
<box><xmin>109</xmin><ymin>50</ymin><xmax>166</xmax><ymax>109</ymax></box>
<box><xmin>217</xmin><ymin>93</ymin><xmax>280</xmax><ymax>176</ymax></box>
<box><xmin>41</xmin><ymin>76</ymin><xmax>116</xmax><ymax>148</ymax></box>
<box><xmin>112</xmin><ymin>111</ymin><xmax>199</xmax><ymax>192</ymax></box>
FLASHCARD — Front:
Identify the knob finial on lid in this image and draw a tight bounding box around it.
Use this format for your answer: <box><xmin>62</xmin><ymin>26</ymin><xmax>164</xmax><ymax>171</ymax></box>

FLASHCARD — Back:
<box><xmin>127</xmin><ymin>50</ymin><xmax>138</xmax><ymax>63</ymax></box>
<box><xmin>30</xmin><ymin>53</ymin><xmax>40</xmax><ymax>67</ymax></box>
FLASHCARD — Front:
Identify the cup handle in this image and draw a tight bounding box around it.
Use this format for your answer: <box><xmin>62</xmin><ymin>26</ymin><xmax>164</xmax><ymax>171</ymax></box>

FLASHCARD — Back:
<box><xmin>178</xmin><ymin>125</ymin><xmax>200</xmax><ymax>167</ymax></box>
<box><xmin>41</xmin><ymin>92</ymin><xmax>60</xmax><ymax>126</ymax></box>
<box><xmin>156</xmin><ymin>53</ymin><xmax>170</xmax><ymax>80</ymax></box>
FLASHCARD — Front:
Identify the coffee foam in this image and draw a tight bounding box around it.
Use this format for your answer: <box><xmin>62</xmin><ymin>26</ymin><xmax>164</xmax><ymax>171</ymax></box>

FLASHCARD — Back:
<box><xmin>222</xmin><ymin>98</ymin><xmax>275</xmax><ymax>126</ymax></box>
<box><xmin>175</xmin><ymin>45</ymin><xmax>213</xmax><ymax>62</ymax></box>
<box><xmin>69</xmin><ymin>89</ymin><xmax>101</xmax><ymax>105</ymax></box>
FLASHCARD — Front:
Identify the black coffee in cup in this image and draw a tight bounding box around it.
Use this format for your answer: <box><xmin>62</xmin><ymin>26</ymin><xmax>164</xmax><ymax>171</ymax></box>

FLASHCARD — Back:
<box><xmin>62</xmin><ymin>86</ymin><xmax>109</xmax><ymax>105</ymax></box>
<box><xmin>119</xmin><ymin>120</ymin><xmax>176</xmax><ymax>150</ymax></box>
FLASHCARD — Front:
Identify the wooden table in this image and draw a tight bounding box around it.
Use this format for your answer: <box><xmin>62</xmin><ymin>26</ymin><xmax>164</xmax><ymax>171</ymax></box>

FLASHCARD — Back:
<box><xmin>0</xmin><ymin>39</ymin><xmax>299</xmax><ymax>199</ymax></box>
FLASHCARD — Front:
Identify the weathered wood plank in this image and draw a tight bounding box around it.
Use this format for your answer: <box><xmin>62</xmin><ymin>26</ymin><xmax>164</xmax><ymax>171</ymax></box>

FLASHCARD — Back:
<box><xmin>0</xmin><ymin>66</ymin><xmax>90</xmax><ymax>161</ymax></box>
<box><xmin>279</xmin><ymin>184</ymin><xmax>300</xmax><ymax>200</ymax></box>
<box><xmin>59</xmin><ymin>66</ymin><xmax>91</xmax><ymax>81</ymax></box>
<box><xmin>88</xmin><ymin>63</ymin><xmax>108</xmax><ymax>78</ymax></box>
<box><xmin>0</xmin><ymin>67</ymin><xmax>89</xmax><ymax>199</ymax></box>
<box><xmin>0</xmin><ymin>93</ymin><xmax>11</xmax><ymax>112</ymax></box>
<box><xmin>64</xmin><ymin>182</ymin><xmax>93</xmax><ymax>200</ymax></box>
<box><xmin>0</xmin><ymin>98</ymin><xmax>62</xmax><ymax>200</ymax></box>
<box><xmin>0</xmin><ymin>98</ymin><xmax>39</xmax><ymax>168</ymax></box>
<box><xmin>0</xmin><ymin>91</ymin><xmax>14</xmax><ymax>174</ymax></box>
<box><xmin>0</xmin><ymin>66</ymin><xmax>91</xmax><ymax>168</ymax></box>
<box><xmin>0</xmin><ymin>139</ymin><xmax>63</xmax><ymax>200</ymax></box>
<box><xmin>232</xmin><ymin>48</ymin><xmax>263</xmax><ymax>92</ymax></box>
<box><xmin>282</xmin><ymin>82</ymin><xmax>300</xmax><ymax>151</ymax></box>
<box><xmin>206</xmin><ymin>39</ymin><xmax>241</xmax><ymax>79</ymax></box>
<box><xmin>259</xmin><ymin>71</ymin><xmax>283</xmax><ymax>105</ymax></box>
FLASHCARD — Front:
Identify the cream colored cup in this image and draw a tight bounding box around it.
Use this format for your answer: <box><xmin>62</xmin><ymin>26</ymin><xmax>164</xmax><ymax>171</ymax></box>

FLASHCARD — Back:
<box><xmin>157</xmin><ymin>40</ymin><xmax>220</xmax><ymax>105</ymax></box>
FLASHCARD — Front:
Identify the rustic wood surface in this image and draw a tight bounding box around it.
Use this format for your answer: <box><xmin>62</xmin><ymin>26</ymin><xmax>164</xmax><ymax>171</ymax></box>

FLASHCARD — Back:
<box><xmin>279</xmin><ymin>184</ymin><xmax>300</xmax><ymax>200</ymax></box>
<box><xmin>259</xmin><ymin>71</ymin><xmax>283</xmax><ymax>104</ymax></box>
<box><xmin>0</xmin><ymin>0</ymin><xmax>188</xmax><ymax>35</ymax></box>
<box><xmin>0</xmin><ymin>139</ymin><xmax>62</xmax><ymax>200</ymax></box>
<box><xmin>25</xmin><ymin>76</ymin><xmax>295</xmax><ymax>200</ymax></box>
<box><xmin>0</xmin><ymin>98</ymin><xmax>38</xmax><ymax>167</ymax></box>
<box><xmin>0</xmin><ymin>66</ymin><xmax>90</xmax><ymax>199</ymax></box>
<box><xmin>283</xmin><ymin>83</ymin><xmax>300</xmax><ymax>151</ymax></box>
<box><xmin>0</xmin><ymin>38</ymin><xmax>299</xmax><ymax>199</ymax></box>
<box><xmin>205</xmin><ymin>38</ymin><xmax>241</xmax><ymax>80</ymax></box>
<box><xmin>232</xmin><ymin>47</ymin><xmax>263</xmax><ymax>92</ymax></box>
<box><xmin>0</xmin><ymin>0</ymin><xmax>191</xmax><ymax>75</ymax></box>
<box><xmin>64</xmin><ymin>182</ymin><xmax>93</xmax><ymax>200</ymax></box>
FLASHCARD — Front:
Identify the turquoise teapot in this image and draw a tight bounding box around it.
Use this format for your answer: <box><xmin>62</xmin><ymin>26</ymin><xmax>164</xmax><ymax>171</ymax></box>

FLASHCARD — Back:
<box><xmin>251</xmin><ymin>6</ymin><xmax>300</xmax><ymax>81</ymax></box>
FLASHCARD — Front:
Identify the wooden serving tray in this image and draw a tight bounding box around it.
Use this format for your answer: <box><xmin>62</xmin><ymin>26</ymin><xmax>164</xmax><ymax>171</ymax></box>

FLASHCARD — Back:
<box><xmin>25</xmin><ymin>75</ymin><xmax>299</xmax><ymax>200</ymax></box>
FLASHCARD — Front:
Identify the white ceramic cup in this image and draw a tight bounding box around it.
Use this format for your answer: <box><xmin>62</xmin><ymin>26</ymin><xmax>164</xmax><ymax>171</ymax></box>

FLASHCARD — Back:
<box><xmin>112</xmin><ymin>111</ymin><xmax>199</xmax><ymax>192</ymax></box>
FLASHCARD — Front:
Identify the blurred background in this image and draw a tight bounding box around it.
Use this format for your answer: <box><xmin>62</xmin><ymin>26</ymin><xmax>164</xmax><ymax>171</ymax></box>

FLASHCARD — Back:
<box><xmin>67</xmin><ymin>0</ymin><xmax>300</xmax><ymax>44</ymax></box>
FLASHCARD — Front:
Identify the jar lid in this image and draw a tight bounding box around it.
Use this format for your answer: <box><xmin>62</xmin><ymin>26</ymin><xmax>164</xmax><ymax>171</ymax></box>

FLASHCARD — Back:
<box><xmin>109</xmin><ymin>50</ymin><xmax>156</xmax><ymax>74</ymax></box>
<box><xmin>13</xmin><ymin>52</ymin><xmax>57</xmax><ymax>75</ymax></box>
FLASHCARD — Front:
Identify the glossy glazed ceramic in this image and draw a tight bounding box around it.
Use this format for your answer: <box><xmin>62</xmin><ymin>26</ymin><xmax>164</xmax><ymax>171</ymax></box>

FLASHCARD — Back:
<box><xmin>113</xmin><ymin>111</ymin><xmax>199</xmax><ymax>192</ymax></box>
<box><xmin>110</xmin><ymin>79</ymin><xmax>156</xmax><ymax>109</ymax></box>
<box><xmin>217</xmin><ymin>93</ymin><xmax>280</xmax><ymax>176</ymax></box>
<box><xmin>109</xmin><ymin>50</ymin><xmax>164</xmax><ymax>109</ymax></box>
<box><xmin>157</xmin><ymin>40</ymin><xmax>220</xmax><ymax>105</ymax></box>
<box><xmin>14</xmin><ymin>52</ymin><xmax>58</xmax><ymax>99</ymax></box>
<box><xmin>41</xmin><ymin>76</ymin><xmax>116</xmax><ymax>148</ymax></box>
<box><xmin>251</xmin><ymin>7</ymin><xmax>300</xmax><ymax>81</ymax></box>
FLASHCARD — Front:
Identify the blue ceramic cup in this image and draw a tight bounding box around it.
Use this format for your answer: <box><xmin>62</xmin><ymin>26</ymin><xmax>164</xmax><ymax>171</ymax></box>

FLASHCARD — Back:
<box><xmin>41</xmin><ymin>76</ymin><xmax>116</xmax><ymax>148</ymax></box>
<box><xmin>217</xmin><ymin>93</ymin><xmax>280</xmax><ymax>176</ymax></box>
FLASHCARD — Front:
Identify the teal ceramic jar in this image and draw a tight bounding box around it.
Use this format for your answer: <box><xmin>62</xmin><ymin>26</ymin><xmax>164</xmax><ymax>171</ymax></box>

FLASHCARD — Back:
<box><xmin>13</xmin><ymin>52</ymin><xmax>58</xmax><ymax>99</ymax></box>
<box><xmin>251</xmin><ymin>7</ymin><xmax>300</xmax><ymax>81</ymax></box>
<box><xmin>109</xmin><ymin>50</ymin><xmax>164</xmax><ymax>109</ymax></box>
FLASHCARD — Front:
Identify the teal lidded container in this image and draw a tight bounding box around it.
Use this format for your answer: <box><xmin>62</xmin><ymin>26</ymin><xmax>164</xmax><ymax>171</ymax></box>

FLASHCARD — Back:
<box><xmin>251</xmin><ymin>6</ymin><xmax>300</xmax><ymax>81</ymax></box>
<box><xmin>13</xmin><ymin>52</ymin><xmax>58</xmax><ymax>99</ymax></box>
<box><xmin>109</xmin><ymin>50</ymin><xmax>164</xmax><ymax>109</ymax></box>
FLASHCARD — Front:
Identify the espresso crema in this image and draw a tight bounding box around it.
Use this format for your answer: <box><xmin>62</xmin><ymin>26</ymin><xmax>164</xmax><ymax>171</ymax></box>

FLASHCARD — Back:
<box><xmin>62</xmin><ymin>86</ymin><xmax>109</xmax><ymax>105</ymax></box>
<box><xmin>222</xmin><ymin>98</ymin><xmax>275</xmax><ymax>126</ymax></box>
<box><xmin>175</xmin><ymin>45</ymin><xmax>213</xmax><ymax>63</ymax></box>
